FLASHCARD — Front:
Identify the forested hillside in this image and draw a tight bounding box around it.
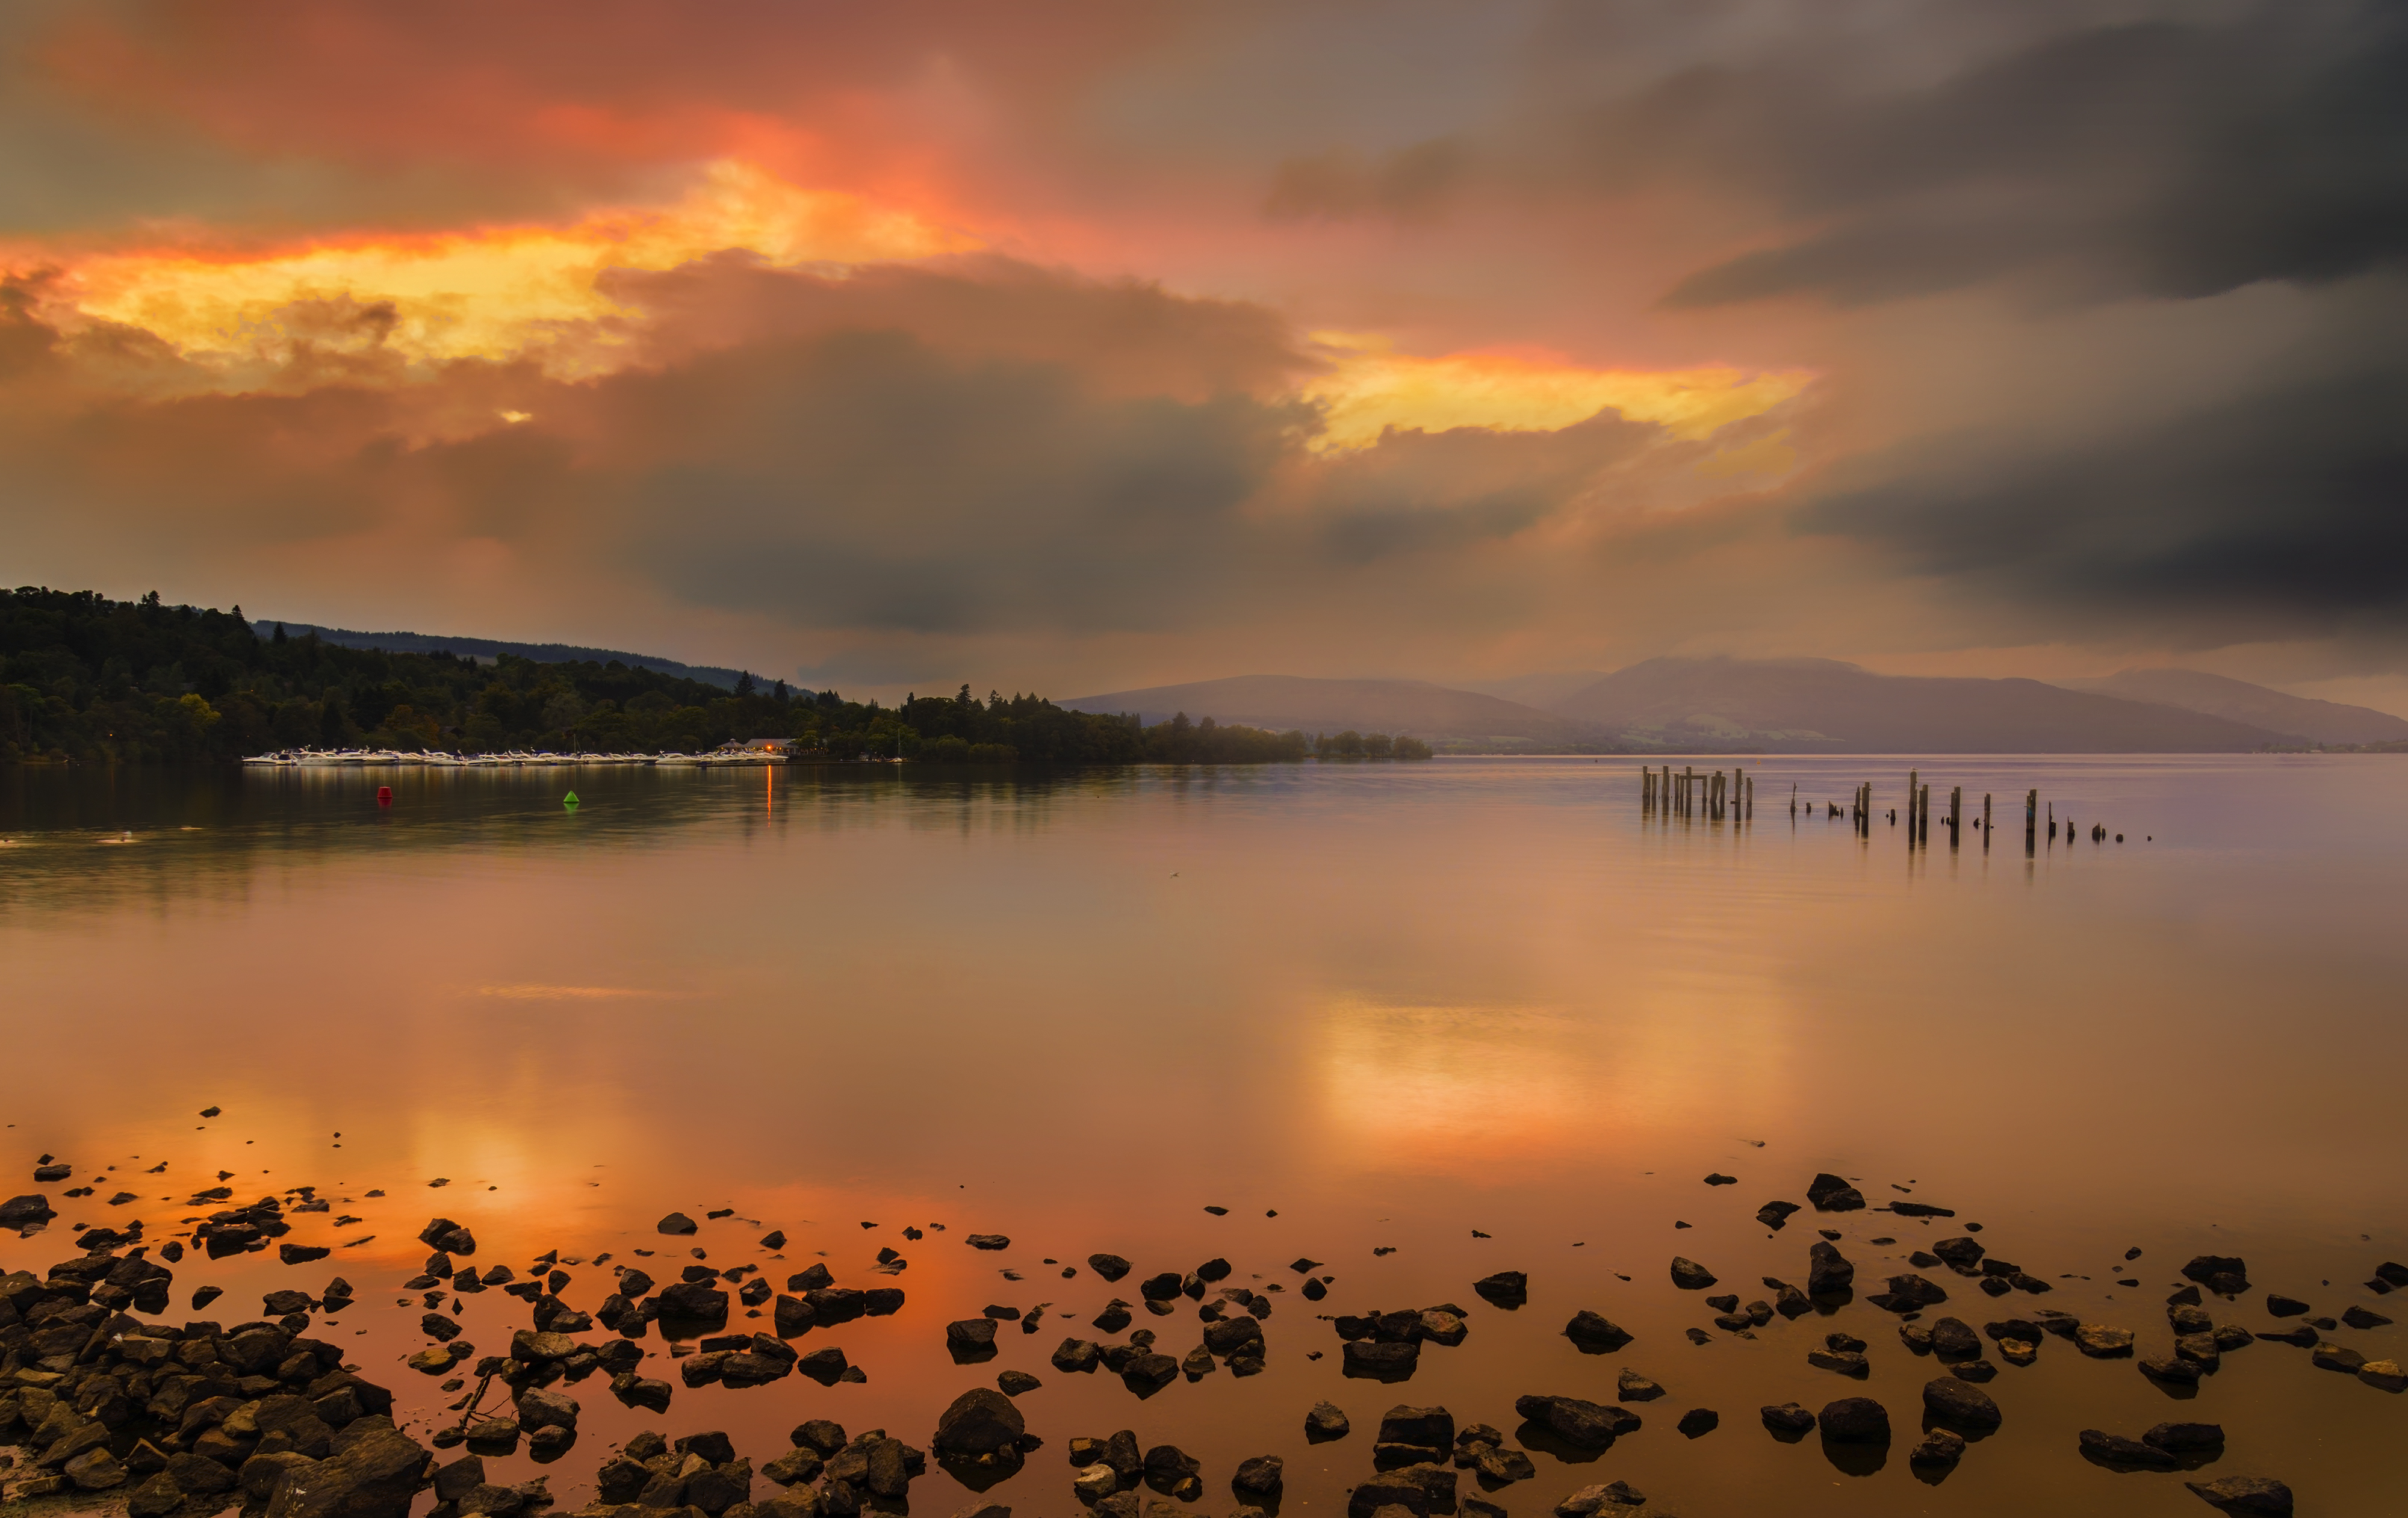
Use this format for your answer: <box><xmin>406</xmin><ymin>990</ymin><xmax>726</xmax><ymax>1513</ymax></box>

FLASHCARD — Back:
<box><xmin>0</xmin><ymin>588</ymin><xmax>1337</xmax><ymax>765</ymax></box>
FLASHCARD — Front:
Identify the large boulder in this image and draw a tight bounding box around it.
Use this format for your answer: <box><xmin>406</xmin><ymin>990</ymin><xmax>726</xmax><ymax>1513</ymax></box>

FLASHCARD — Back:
<box><xmin>1921</xmin><ymin>1378</ymin><xmax>2000</xmax><ymax>1429</ymax></box>
<box><xmin>932</xmin><ymin>1389</ymin><xmax>1024</xmax><ymax>1457</ymax></box>
<box><xmin>1513</xmin><ymin>1396</ymin><xmax>1638</xmax><ymax>1450</ymax></box>
<box><xmin>262</xmin><ymin>1419</ymin><xmax>429</xmax><ymax>1518</ymax></box>
<box><xmin>1816</xmin><ymin>1398</ymin><xmax>1890</xmax><ymax>1444</ymax></box>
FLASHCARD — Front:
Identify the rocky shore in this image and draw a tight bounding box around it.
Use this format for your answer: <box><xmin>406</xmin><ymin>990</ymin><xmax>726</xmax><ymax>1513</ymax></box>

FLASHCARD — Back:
<box><xmin>7</xmin><ymin>1152</ymin><xmax>2402</xmax><ymax>1518</ymax></box>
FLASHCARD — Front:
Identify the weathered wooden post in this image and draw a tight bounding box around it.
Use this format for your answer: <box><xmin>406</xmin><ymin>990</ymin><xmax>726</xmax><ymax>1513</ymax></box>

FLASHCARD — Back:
<box><xmin>1949</xmin><ymin>785</ymin><xmax>1961</xmax><ymax>847</ymax></box>
<box><xmin>1982</xmin><ymin>791</ymin><xmax>1991</xmax><ymax>851</ymax></box>
<box><xmin>2025</xmin><ymin>788</ymin><xmax>2037</xmax><ymax>855</ymax></box>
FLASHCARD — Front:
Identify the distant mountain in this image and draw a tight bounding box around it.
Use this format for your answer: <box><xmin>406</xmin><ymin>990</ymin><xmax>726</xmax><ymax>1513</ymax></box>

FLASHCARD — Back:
<box><xmin>256</xmin><ymin>622</ymin><xmax>759</xmax><ymax>691</ymax></box>
<box><xmin>1550</xmin><ymin>657</ymin><xmax>2288</xmax><ymax>752</ymax></box>
<box><xmin>1060</xmin><ymin>674</ymin><xmax>1593</xmax><ymax>745</ymax></box>
<box><xmin>1457</xmin><ymin>670</ymin><xmax>1613</xmax><ymax>710</ymax></box>
<box><xmin>2056</xmin><ymin>668</ymin><xmax>2408</xmax><ymax>747</ymax></box>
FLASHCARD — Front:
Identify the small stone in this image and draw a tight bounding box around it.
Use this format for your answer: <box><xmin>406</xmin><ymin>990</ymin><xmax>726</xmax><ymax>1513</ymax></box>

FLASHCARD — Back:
<box><xmin>2312</xmin><ymin>1342</ymin><xmax>2367</xmax><ymax>1373</ymax></box>
<box><xmin>657</xmin><ymin>1212</ymin><xmax>698</xmax><ymax>1235</ymax></box>
<box><xmin>2265</xmin><ymin>1294</ymin><xmax>2310</xmax><ymax>1318</ymax></box>
<box><xmin>2356</xmin><ymin>1358</ymin><xmax>2406</xmax><ymax>1392</ymax></box>
<box><xmin>1669</xmin><ymin>1257</ymin><xmax>1717</xmax><ymax>1290</ymax></box>
<box><xmin>1910</xmin><ymin>1428</ymin><xmax>1965</xmax><ymax>1467</ymax></box>
<box><xmin>2182</xmin><ymin>1476</ymin><xmax>2292</xmax><ymax>1516</ymax></box>
<box><xmin>2141</xmin><ymin>1354</ymin><xmax>2203</xmax><ymax>1384</ymax></box>
<box><xmin>1922</xmin><ymin>1377</ymin><xmax>2001</xmax><ymax>1428</ymax></box>
<box><xmin>1807</xmin><ymin>1173</ymin><xmax>1866</xmax><ymax>1211</ymax></box>
<box><xmin>998</xmin><ymin>1369</ymin><xmax>1041</xmax><ymax>1396</ymax></box>
<box><xmin>2075</xmin><ymin>1324</ymin><xmax>2135</xmax><ymax>1357</ymax></box>
<box><xmin>1563</xmin><ymin>1310</ymin><xmax>1633</xmax><ymax>1351</ymax></box>
<box><xmin>2342</xmin><ymin>1306</ymin><xmax>2393</xmax><ymax>1330</ymax></box>
<box><xmin>1616</xmin><ymin>1369</ymin><xmax>1664</xmax><ymax>1402</ymax></box>
<box><xmin>1233</xmin><ymin>1455</ymin><xmax>1283</xmax><ymax>1494</ymax></box>
<box><xmin>2081</xmin><ymin>1429</ymin><xmax>2178</xmax><ymax>1468</ymax></box>
<box><xmin>1760</xmin><ymin>1402</ymin><xmax>1815</xmax><ymax>1434</ymax></box>
<box><xmin>1675</xmin><ymin>1407</ymin><xmax>1717</xmax><ymax>1437</ymax></box>
<box><xmin>1307</xmin><ymin>1401</ymin><xmax>1352</xmax><ymax>1439</ymax></box>
<box><xmin>1806</xmin><ymin>1349</ymin><xmax>1869</xmax><ymax>1377</ymax></box>
<box><xmin>966</xmin><ymin>1234</ymin><xmax>1011</xmax><ymax>1251</ymax></box>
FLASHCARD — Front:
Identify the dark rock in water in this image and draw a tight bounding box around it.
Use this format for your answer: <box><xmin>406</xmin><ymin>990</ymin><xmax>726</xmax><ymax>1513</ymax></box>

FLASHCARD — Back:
<box><xmin>1618</xmin><ymin>1369</ymin><xmax>1665</xmax><ymax>1402</ymax></box>
<box><xmin>2142</xmin><ymin>1354</ymin><xmax>2204</xmax><ymax>1384</ymax></box>
<box><xmin>1929</xmin><ymin>1318</ymin><xmax>1982</xmax><ymax>1357</ymax></box>
<box><xmin>1344</xmin><ymin>1340</ymin><xmax>1420</xmax><ymax>1379</ymax></box>
<box><xmin>1889</xmin><ymin>1201</ymin><xmax>1955</xmax><ymax>1218</ymax></box>
<box><xmin>2356</xmin><ymin>1358</ymin><xmax>2406</xmax><ymax>1392</ymax></box>
<box><xmin>1817</xmin><ymin>1396</ymin><xmax>1890</xmax><ymax>1444</ymax></box>
<box><xmin>1205</xmin><ymin>1315</ymin><xmax>1266</xmax><ymax>1358</ymax></box>
<box><xmin>1196</xmin><ymin>1257</ymin><xmax>1233</xmax><ymax>1283</ymax></box>
<box><xmin>966</xmin><ymin>1235</ymin><xmax>1011</xmax><ymax>1251</ymax></box>
<box><xmin>278</xmin><ymin>1244</ymin><xmax>330</xmax><ymax>1265</ymax></box>
<box><xmin>2182</xmin><ymin>1255</ymin><xmax>2249</xmax><ymax>1289</ymax></box>
<box><xmin>1122</xmin><ymin>1353</ymin><xmax>1180</xmax><ymax>1393</ymax></box>
<box><xmin>948</xmin><ymin>1318</ymin><xmax>999</xmax><ymax>1352</ymax></box>
<box><xmin>1513</xmin><ymin>1395</ymin><xmax>1639</xmax><ymax>1450</ymax></box>
<box><xmin>795</xmin><ymin>1346</ymin><xmax>850</xmax><ymax>1384</ymax></box>
<box><xmin>1143</xmin><ymin>1443</ymin><xmax>1202</xmax><ymax>1490</ymax></box>
<box><xmin>1088</xmin><ymin>1254</ymin><xmax>1134</xmax><ymax>1281</ymax></box>
<box><xmin>2265</xmin><ymin>1294</ymin><xmax>2310</xmax><ymax>1318</ymax></box>
<box><xmin>1347</xmin><ymin>1466</ymin><xmax>1457</xmax><ymax>1518</ymax></box>
<box><xmin>1706</xmin><ymin>1293</ymin><xmax>1739</xmax><ymax>1313</ymax></box>
<box><xmin>1563</xmin><ymin>1310</ymin><xmax>1633</xmax><ymax>1351</ymax></box>
<box><xmin>1140</xmin><ymin>1271</ymin><xmax>1184</xmax><ymax>1301</ymax></box>
<box><xmin>1807</xmin><ymin>1242</ymin><xmax>1854</xmax><ymax>1296</ymax></box>
<box><xmin>2171</xmin><ymin>1304</ymin><xmax>2215</xmax><ymax>1334</ymax></box>
<box><xmin>2081</xmin><ymin>1430</ymin><xmax>2179</xmax><ymax>1469</ymax></box>
<box><xmin>1808</xmin><ymin>1348</ymin><xmax>1870</xmax><ymax>1378</ymax></box>
<box><xmin>1950</xmin><ymin>1360</ymin><xmax>1997</xmax><ymax>1383</ymax></box>
<box><xmin>2176</xmin><ymin>1332</ymin><xmax>2223</xmax><ymax>1371</ymax></box>
<box><xmin>1932</xmin><ymin>1238</ymin><xmax>1986</xmax><ymax>1268</ymax></box>
<box><xmin>1669</xmin><ymin>1257</ymin><xmax>1717</xmax><ymax>1290</ymax></box>
<box><xmin>2074</xmin><ymin>1324</ymin><xmax>2135</xmax><ymax>1357</ymax></box>
<box><xmin>1306</xmin><ymin>1401</ymin><xmax>1352</xmax><ymax>1440</ymax></box>
<box><xmin>1761</xmin><ymin>1402</ymin><xmax>1817</xmax><ymax>1435</ymax></box>
<box><xmin>1234</xmin><ymin>1455</ymin><xmax>1284</xmax><ymax>1494</ymax></box>
<box><xmin>1704</xmin><ymin>1174</ymin><xmax>1737</xmax><ymax>1186</ymax></box>
<box><xmin>2342</xmin><ymin>1306</ymin><xmax>2392</xmax><ymax>1330</ymax></box>
<box><xmin>1898</xmin><ymin>1323</ymin><xmax>1934</xmax><ymax>1354</ymax></box>
<box><xmin>2147</xmin><ymin>1422</ymin><xmax>2226</xmax><ymax>1452</ymax></box>
<box><xmin>1677</xmin><ymin>1408</ymin><xmax>1718</xmax><ymax>1437</ymax></box>
<box><xmin>1052</xmin><ymin>1338</ymin><xmax>1101</xmax><ymax>1373</ymax></box>
<box><xmin>1684</xmin><ymin>1327</ymin><xmax>1713</xmax><ymax>1345</ymax></box>
<box><xmin>657</xmin><ymin>1280</ymin><xmax>730</xmax><ymax>1325</ymax></box>
<box><xmin>936</xmin><ymin>1387</ymin><xmax>1026</xmax><ymax>1455</ymax></box>
<box><xmin>657</xmin><ymin>1212</ymin><xmax>699</xmax><ymax>1235</ymax></box>
<box><xmin>773</xmin><ymin>1294</ymin><xmax>814</xmax><ymax>1337</ymax></box>
<box><xmin>2312</xmin><ymin>1342</ymin><xmax>2366</xmax><ymax>1374</ymax></box>
<box><xmin>1552</xmin><ymin>1479</ymin><xmax>1645</xmax><ymax>1516</ymax></box>
<box><xmin>2259</xmin><ymin>1325</ymin><xmax>2317</xmax><ymax>1347</ymax></box>
<box><xmin>2214</xmin><ymin>1324</ymin><xmax>2256</xmax><ymax>1351</ymax></box>
<box><xmin>1911</xmin><ymin>1429</ymin><xmax>1966</xmax><ymax>1467</ymax></box>
<box><xmin>1303</xmin><ymin>1278</ymin><xmax>1330</xmax><ymax>1302</ymax></box>
<box><xmin>2183</xmin><ymin>1476</ymin><xmax>2293</xmax><ymax>1516</ymax></box>
<box><xmin>1808</xmin><ymin>1174</ymin><xmax>1866</xmax><ymax>1212</ymax></box>
<box><xmin>1922</xmin><ymin>1377</ymin><xmax>2001</xmax><ymax>1429</ymax></box>
<box><xmin>1756</xmin><ymin>1201</ymin><xmax>1801</xmax><ymax>1230</ymax></box>
<box><xmin>1473</xmin><ymin>1271</ymin><xmax>1528</xmax><ymax>1309</ymax></box>
<box><xmin>1093</xmin><ymin>1300</ymin><xmax>1134</xmax><ymax>1334</ymax></box>
<box><xmin>1882</xmin><ymin>1274</ymin><xmax>1949</xmax><ymax>1307</ymax></box>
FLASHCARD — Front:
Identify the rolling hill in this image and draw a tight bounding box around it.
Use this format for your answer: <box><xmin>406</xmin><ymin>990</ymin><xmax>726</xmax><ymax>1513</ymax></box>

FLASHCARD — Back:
<box><xmin>257</xmin><ymin>622</ymin><xmax>758</xmax><ymax>690</ymax></box>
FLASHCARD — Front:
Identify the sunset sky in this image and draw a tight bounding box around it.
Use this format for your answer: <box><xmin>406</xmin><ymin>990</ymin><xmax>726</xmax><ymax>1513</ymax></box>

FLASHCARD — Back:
<box><xmin>3</xmin><ymin>1</ymin><xmax>2402</xmax><ymax>706</ymax></box>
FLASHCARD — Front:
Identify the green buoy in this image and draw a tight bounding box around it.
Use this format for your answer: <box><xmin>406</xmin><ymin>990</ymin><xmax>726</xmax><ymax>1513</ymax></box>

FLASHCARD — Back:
<box><xmin>563</xmin><ymin>790</ymin><xmax>579</xmax><ymax>811</ymax></box>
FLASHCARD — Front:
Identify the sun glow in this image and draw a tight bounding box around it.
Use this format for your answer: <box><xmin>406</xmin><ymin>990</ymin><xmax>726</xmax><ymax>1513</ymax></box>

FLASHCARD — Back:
<box><xmin>1302</xmin><ymin>333</ymin><xmax>1812</xmax><ymax>451</ymax></box>
<box><xmin>40</xmin><ymin>161</ymin><xmax>975</xmax><ymax>374</ymax></box>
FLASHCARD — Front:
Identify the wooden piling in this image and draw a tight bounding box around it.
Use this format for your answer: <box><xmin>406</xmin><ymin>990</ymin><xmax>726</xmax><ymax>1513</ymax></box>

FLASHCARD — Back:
<box><xmin>1982</xmin><ymin>792</ymin><xmax>1991</xmax><ymax>851</ymax></box>
<box><xmin>2025</xmin><ymin>788</ymin><xmax>2037</xmax><ymax>855</ymax></box>
<box><xmin>1949</xmin><ymin>785</ymin><xmax>1961</xmax><ymax>847</ymax></box>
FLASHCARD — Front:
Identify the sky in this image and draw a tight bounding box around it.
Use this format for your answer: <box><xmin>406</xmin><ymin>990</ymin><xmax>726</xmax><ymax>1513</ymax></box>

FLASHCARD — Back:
<box><xmin>2</xmin><ymin>0</ymin><xmax>2403</xmax><ymax>708</ymax></box>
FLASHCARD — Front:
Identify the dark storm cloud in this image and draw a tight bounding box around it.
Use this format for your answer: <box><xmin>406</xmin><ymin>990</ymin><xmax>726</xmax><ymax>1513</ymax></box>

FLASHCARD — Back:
<box><xmin>1804</xmin><ymin>353</ymin><xmax>2408</xmax><ymax>640</ymax></box>
<box><xmin>1636</xmin><ymin>1</ymin><xmax>2408</xmax><ymax>306</ymax></box>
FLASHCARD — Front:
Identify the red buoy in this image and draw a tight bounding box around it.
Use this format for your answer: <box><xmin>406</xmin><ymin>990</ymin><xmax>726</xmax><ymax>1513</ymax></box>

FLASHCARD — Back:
<box><xmin>376</xmin><ymin>785</ymin><xmax>393</xmax><ymax>806</ymax></box>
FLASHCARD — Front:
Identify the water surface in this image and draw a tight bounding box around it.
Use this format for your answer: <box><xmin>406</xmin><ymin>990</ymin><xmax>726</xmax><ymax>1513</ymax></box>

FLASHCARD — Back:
<box><xmin>2</xmin><ymin>757</ymin><xmax>2401</xmax><ymax>1516</ymax></box>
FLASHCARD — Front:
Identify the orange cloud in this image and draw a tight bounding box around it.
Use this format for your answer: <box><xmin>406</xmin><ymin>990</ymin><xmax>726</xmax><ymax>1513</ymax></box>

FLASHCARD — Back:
<box><xmin>1302</xmin><ymin>333</ymin><xmax>1814</xmax><ymax>451</ymax></box>
<box><xmin>30</xmin><ymin>162</ymin><xmax>976</xmax><ymax>377</ymax></box>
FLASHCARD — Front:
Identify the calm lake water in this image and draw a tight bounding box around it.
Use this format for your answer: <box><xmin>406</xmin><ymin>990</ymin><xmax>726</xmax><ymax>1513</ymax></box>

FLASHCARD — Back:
<box><xmin>2</xmin><ymin>756</ymin><xmax>2402</xmax><ymax>1517</ymax></box>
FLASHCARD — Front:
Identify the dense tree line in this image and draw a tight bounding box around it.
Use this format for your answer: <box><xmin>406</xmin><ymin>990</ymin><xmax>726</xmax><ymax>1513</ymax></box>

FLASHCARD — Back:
<box><xmin>0</xmin><ymin>588</ymin><xmax>1429</xmax><ymax>766</ymax></box>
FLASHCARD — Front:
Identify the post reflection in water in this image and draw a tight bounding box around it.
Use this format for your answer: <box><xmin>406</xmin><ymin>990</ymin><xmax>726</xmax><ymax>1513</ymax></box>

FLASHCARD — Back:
<box><xmin>0</xmin><ymin>755</ymin><xmax>2402</xmax><ymax>1516</ymax></box>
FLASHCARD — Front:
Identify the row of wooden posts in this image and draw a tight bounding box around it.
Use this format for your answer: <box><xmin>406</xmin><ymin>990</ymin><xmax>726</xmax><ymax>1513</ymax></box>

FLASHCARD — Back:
<box><xmin>1640</xmin><ymin>766</ymin><xmax>2111</xmax><ymax>858</ymax></box>
<box><xmin>1640</xmin><ymin>764</ymin><xmax>1753</xmax><ymax>822</ymax></box>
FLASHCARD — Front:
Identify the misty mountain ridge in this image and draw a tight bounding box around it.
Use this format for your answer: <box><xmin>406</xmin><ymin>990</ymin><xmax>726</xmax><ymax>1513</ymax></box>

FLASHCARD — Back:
<box><xmin>1073</xmin><ymin>659</ymin><xmax>2405</xmax><ymax>752</ymax></box>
